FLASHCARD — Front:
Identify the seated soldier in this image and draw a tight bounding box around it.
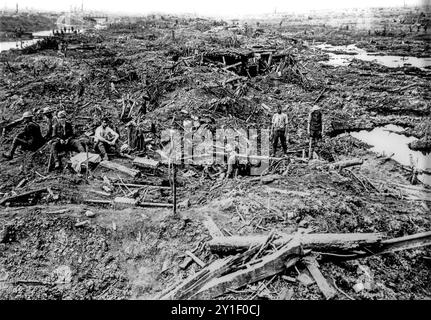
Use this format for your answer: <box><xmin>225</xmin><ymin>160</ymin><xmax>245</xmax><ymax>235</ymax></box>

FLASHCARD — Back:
<box><xmin>51</xmin><ymin>110</ymin><xmax>84</xmax><ymax>169</ymax></box>
<box><xmin>94</xmin><ymin>117</ymin><xmax>119</xmax><ymax>161</ymax></box>
<box><xmin>41</xmin><ymin>107</ymin><xmax>57</xmax><ymax>142</ymax></box>
<box><xmin>3</xmin><ymin>111</ymin><xmax>43</xmax><ymax>160</ymax></box>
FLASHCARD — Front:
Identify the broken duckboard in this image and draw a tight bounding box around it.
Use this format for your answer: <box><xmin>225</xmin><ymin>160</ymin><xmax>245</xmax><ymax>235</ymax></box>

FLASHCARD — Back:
<box><xmin>99</xmin><ymin>160</ymin><xmax>140</xmax><ymax>178</ymax></box>
<box><xmin>159</xmin><ymin>244</ymin><xmax>263</xmax><ymax>300</ymax></box>
<box><xmin>208</xmin><ymin>233</ymin><xmax>384</xmax><ymax>253</ymax></box>
<box><xmin>192</xmin><ymin>240</ymin><xmax>302</xmax><ymax>299</ymax></box>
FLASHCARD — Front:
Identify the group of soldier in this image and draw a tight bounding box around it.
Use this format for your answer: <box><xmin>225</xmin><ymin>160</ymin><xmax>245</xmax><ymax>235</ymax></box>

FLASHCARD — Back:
<box><xmin>3</xmin><ymin>103</ymin><xmax>322</xmax><ymax>178</ymax></box>
<box><xmin>224</xmin><ymin>104</ymin><xmax>324</xmax><ymax>179</ymax></box>
<box><xmin>2</xmin><ymin>108</ymin><xmax>119</xmax><ymax>170</ymax></box>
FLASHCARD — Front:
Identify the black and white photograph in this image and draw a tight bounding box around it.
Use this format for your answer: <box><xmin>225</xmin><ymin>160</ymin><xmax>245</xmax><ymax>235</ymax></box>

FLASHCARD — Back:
<box><xmin>0</xmin><ymin>0</ymin><xmax>430</xmax><ymax>306</ymax></box>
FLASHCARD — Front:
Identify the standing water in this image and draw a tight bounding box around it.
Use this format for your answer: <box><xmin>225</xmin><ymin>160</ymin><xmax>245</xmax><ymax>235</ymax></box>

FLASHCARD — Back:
<box><xmin>0</xmin><ymin>30</ymin><xmax>53</xmax><ymax>53</ymax></box>
<box><xmin>350</xmin><ymin>124</ymin><xmax>431</xmax><ymax>185</ymax></box>
<box><xmin>316</xmin><ymin>44</ymin><xmax>431</xmax><ymax>70</ymax></box>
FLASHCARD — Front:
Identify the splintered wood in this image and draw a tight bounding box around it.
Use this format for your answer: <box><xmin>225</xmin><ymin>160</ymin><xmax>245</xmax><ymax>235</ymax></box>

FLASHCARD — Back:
<box><xmin>207</xmin><ymin>232</ymin><xmax>384</xmax><ymax>253</ymax></box>
<box><xmin>163</xmin><ymin>231</ymin><xmax>431</xmax><ymax>300</ymax></box>
<box><xmin>99</xmin><ymin>160</ymin><xmax>140</xmax><ymax>178</ymax></box>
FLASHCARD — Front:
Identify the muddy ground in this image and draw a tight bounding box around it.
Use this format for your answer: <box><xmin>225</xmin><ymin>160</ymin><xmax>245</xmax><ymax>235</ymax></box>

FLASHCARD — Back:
<box><xmin>0</xmin><ymin>7</ymin><xmax>430</xmax><ymax>300</ymax></box>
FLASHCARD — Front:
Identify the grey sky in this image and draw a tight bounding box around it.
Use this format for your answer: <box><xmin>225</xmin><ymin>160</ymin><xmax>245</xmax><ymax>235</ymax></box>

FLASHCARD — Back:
<box><xmin>1</xmin><ymin>0</ymin><xmax>427</xmax><ymax>17</ymax></box>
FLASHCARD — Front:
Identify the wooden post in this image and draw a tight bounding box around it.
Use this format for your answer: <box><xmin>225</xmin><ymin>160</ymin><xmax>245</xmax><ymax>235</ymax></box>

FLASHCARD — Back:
<box><xmin>172</xmin><ymin>163</ymin><xmax>177</xmax><ymax>215</ymax></box>
<box><xmin>85</xmin><ymin>144</ymin><xmax>89</xmax><ymax>180</ymax></box>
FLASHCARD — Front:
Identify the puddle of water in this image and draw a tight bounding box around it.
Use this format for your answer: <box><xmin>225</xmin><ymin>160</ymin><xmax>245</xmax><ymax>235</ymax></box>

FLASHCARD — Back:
<box><xmin>316</xmin><ymin>43</ymin><xmax>431</xmax><ymax>70</ymax></box>
<box><xmin>0</xmin><ymin>30</ymin><xmax>83</xmax><ymax>53</ymax></box>
<box><xmin>0</xmin><ymin>39</ymin><xmax>38</xmax><ymax>52</ymax></box>
<box><xmin>350</xmin><ymin>124</ymin><xmax>431</xmax><ymax>185</ymax></box>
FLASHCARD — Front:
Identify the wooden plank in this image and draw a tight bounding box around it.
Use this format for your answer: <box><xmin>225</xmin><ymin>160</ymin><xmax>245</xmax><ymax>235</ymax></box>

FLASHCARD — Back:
<box><xmin>203</xmin><ymin>216</ymin><xmax>224</xmax><ymax>238</ymax></box>
<box><xmin>185</xmin><ymin>250</ymin><xmax>206</xmax><ymax>268</ymax></box>
<box><xmin>84</xmin><ymin>199</ymin><xmax>111</xmax><ymax>205</ymax></box>
<box><xmin>329</xmin><ymin>158</ymin><xmax>363</xmax><ymax>170</ymax></box>
<box><xmin>193</xmin><ymin>239</ymin><xmax>302</xmax><ymax>299</ymax></box>
<box><xmin>377</xmin><ymin>231</ymin><xmax>431</xmax><ymax>254</ymax></box>
<box><xmin>112</xmin><ymin>183</ymin><xmax>171</xmax><ymax>189</ymax></box>
<box><xmin>0</xmin><ymin>187</ymin><xmax>48</xmax><ymax>206</ymax></box>
<box><xmin>99</xmin><ymin>160</ymin><xmax>140</xmax><ymax>178</ymax></box>
<box><xmin>114</xmin><ymin>197</ymin><xmax>137</xmax><ymax>205</ymax></box>
<box><xmin>223</xmin><ymin>62</ymin><xmax>242</xmax><ymax>70</ymax></box>
<box><xmin>303</xmin><ymin>256</ymin><xmax>337</xmax><ymax>300</ymax></box>
<box><xmin>140</xmin><ymin>202</ymin><xmax>173</xmax><ymax>208</ymax></box>
<box><xmin>133</xmin><ymin>157</ymin><xmax>159</xmax><ymax>169</ymax></box>
<box><xmin>179</xmin><ymin>257</ymin><xmax>193</xmax><ymax>269</ymax></box>
<box><xmin>208</xmin><ymin>233</ymin><xmax>384</xmax><ymax>253</ymax></box>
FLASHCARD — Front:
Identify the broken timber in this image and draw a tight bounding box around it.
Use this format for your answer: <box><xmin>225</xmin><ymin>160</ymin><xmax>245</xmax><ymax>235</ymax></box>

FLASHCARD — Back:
<box><xmin>133</xmin><ymin>157</ymin><xmax>159</xmax><ymax>169</ymax></box>
<box><xmin>85</xmin><ymin>197</ymin><xmax>173</xmax><ymax>208</ymax></box>
<box><xmin>303</xmin><ymin>256</ymin><xmax>337</xmax><ymax>300</ymax></box>
<box><xmin>159</xmin><ymin>244</ymin><xmax>263</xmax><ymax>300</ymax></box>
<box><xmin>208</xmin><ymin>233</ymin><xmax>384</xmax><ymax>253</ymax></box>
<box><xmin>0</xmin><ymin>187</ymin><xmax>48</xmax><ymax>206</ymax></box>
<box><xmin>354</xmin><ymin>231</ymin><xmax>431</xmax><ymax>258</ymax></box>
<box><xmin>329</xmin><ymin>158</ymin><xmax>363</xmax><ymax>170</ymax></box>
<box><xmin>193</xmin><ymin>240</ymin><xmax>302</xmax><ymax>299</ymax></box>
<box><xmin>99</xmin><ymin>160</ymin><xmax>140</xmax><ymax>178</ymax></box>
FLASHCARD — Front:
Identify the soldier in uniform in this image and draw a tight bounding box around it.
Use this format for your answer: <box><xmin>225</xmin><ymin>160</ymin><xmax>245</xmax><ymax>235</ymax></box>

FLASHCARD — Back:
<box><xmin>3</xmin><ymin>111</ymin><xmax>44</xmax><ymax>159</ymax></box>
<box><xmin>307</xmin><ymin>105</ymin><xmax>323</xmax><ymax>160</ymax></box>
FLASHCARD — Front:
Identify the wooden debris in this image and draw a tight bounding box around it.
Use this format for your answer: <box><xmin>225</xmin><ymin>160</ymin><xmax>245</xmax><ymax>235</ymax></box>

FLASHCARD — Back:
<box><xmin>281</xmin><ymin>275</ymin><xmax>296</xmax><ymax>282</ymax></box>
<box><xmin>133</xmin><ymin>157</ymin><xmax>160</xmax><ymax>169</ymax></box>
<box><xmin>279</xmin><ymin>287</ymin><xmax>294</xmax><ymax>300</ymax></box>
<box><xmin>88</xmin><ymin>189</ymin><xmax>111</xmax><ymax>197</ymax></box>
<box><xmin>114</xmin><ymin>197</ymin><xmax>138</xmax><ymax>205</ymax></box>
<box><xmin>112</xmin><ymin>182</ymin><xmax>170</xmax><ymax>189</ymax></box>
<box><xmin>194</xmin><ymin>240</ymin><xmax>302</xmax><ymax>299</ymax></box>
<box><xmin>99</xmin><ymin>160</ymin><xmax>140</xmax><ymax>178</ymax></box>
<box><xmin>297</xmin><ymin>272</ymin><xmax>314</xmax><ymax>286</ymax></box>
<box><xmin>75</xmin><ymin>220</ymin><xmax>90</xmax><ymax>227</ymax></box>
<box><xmin>185</xmin><ymin>250</ymin><xmax>206</xmax><ymax>268</ymax></box>
<box><xmin>208</xmin><ymin>232</ymin><xmax>384</xmax><ymax>253</ymax></box>
<box><xmin>84</xmin><ymin>199</ymin><xmax>111</xmax><ymax>205</ymax></box>
<box><xmin>365</xmin><ymin>231</ymin><xmax>431</xmax><ymax>256</ymax></box>
<box><xmin>0</xmin><ymin>187</ymin><xmax>48</xmax><ymax>206</ymax></box>
<box><xmin>303</xmin><ymin>256</ymin><xmax>337</xmax><ymax>299</ymax></box>
<box><xmin>139</xmin><ymin>202</ymin><xmax>173</xmax><ymax>208</ymax></box>
<box><xmin>203</xmin><ymin>216</ymin><xmax>224</xmax><ymax>238</ymax></box>
<box><xmin>160</xmin><ymin>244</ymin><xmax>262</xmax><ymax>300</ymax></box>
<box><xmin>329</xmin><ymin>158</ymin><xmax>363</xmax><ymax>170</ymax></box>
<box><xmin>180</xmin><ymin>257</ymin><xmax>193</xmax><ymax>269</ymax></box>
<box><xmin>45</xmin><ymin>208</ymin><xmax>70</xmax><ymax>214</ymax></box>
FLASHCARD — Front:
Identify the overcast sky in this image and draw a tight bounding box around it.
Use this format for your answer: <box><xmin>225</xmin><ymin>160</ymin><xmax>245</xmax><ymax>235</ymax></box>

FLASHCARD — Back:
<box><xmin>1</xmin><ymin>0</ymin><xmax>428</xmax><ymax>16</ymax></box>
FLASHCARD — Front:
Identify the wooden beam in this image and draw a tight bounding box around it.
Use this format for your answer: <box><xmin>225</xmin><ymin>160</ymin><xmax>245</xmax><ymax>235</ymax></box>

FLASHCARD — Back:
<box><xmin>329</xmin><ymin>158</ymin><xmax>363</xmax><ymax>170</ymax></box>
<box><xmin>112</xmin><ymin>183</ymin><xmax>171</xmax><ymax>189</ymax></box>
<box><xmin>185</xmin><ymin>250</ymin><xmax>206</xmax><ymax>268</ymax></box>
<box><xmin>372</xmin><ymin>231</ymin><xmax>431</xmax><ymax>255</ymax></box>
<box><xmin>139</xmin><ymin>202</ymin><xmax>173</xmax><ymax>208</ymax></box>
<box><xmin>208</xmin><ymin>233</ymin><xmax>384</xmax><ymax>253</ymax></box>
<box><xmin>203</xmin><ymin>216</ymin><xmax>224</xmax><ymax>238</ymax></box>
<box><xmin>133</xmin><ymin>157</ymin><xmax>159</xmax><ymax>169</ymax></box>
<box><xmin>223</xmin><ymin>62</ymin><xmax>242</xmax><ymax>70</ymax></box>
<box><xmin>0</xmin><ymin>187</ymin><xmax>48</xmax><ymax>206</ymax></box>
<box><xmin>303</xmin><ymin>256</ymin><xmax>337</xmax><ymax>300</ymax></box>
<box><xmin>99</xmin><ymin>160</ymin><xmax>140</xmax><ymax>178</ymax></box>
